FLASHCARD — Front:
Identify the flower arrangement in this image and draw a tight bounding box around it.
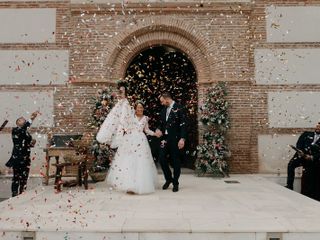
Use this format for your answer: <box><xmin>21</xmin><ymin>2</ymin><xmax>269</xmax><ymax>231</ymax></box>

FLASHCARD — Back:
<box><xmin>89</xmin><ymin>87</ymin><xmax>117</xmax><ymax>128</ymax></box>
<box><xmin>88</xmin><ymin>86</ymin><xmax>117</xmax><ymax>174</ymax></box>
<box><xmin>195</xmin><ymin>82</ymin><xmax>230</xmax><ymax>177</ymax></box>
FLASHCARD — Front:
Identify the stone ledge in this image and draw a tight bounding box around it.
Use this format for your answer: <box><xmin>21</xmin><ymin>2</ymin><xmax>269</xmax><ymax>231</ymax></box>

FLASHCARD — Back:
<box><xmin>70</xmin><ymin>1</ymin><xmax>253</xmax><ymax>13</ymax></box>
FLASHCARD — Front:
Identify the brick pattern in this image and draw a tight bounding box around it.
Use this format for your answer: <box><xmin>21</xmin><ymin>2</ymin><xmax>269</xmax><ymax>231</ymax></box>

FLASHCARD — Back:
<box><xmin>69</xmin><ymin>4</ymin><xmax>252</xmax><ymax>83</ymax></box>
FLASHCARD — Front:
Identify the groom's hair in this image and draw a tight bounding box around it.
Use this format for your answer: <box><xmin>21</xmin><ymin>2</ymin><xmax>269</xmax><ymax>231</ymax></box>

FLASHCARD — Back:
<box><xmin>161</xmin><ymin>92</ymin><xmax>172</xmax><ymax>99</ymax></box>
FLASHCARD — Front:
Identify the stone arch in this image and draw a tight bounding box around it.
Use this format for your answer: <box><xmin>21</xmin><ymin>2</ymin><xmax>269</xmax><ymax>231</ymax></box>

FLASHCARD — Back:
<box><xmin>106</xmin><ymin>16</ymin><xmax>215</xmax><ymax>83</ymax></box>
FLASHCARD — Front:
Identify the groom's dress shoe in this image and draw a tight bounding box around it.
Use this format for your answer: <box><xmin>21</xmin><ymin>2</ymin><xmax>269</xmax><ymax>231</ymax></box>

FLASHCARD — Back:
<box><xmin>162</xmin><ymin>181</ymin><xmax>171</xmax><ymax>190</ymax></box>
<box><xmin>172</xmin><ymin>185</ymin><xmax>179</xmax><ymax>192</ymax></box>
<box><xmin>285</xmin><ymin>185</ymin><xmax>293</xmax><ymax>190</ymax></box>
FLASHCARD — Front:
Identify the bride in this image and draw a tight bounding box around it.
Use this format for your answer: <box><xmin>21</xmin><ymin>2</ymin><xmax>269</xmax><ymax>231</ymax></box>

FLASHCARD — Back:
<box><xmin>96</xmin><ymin>82</ymin><xmax>158</xmax><ymax>194</ymax></box>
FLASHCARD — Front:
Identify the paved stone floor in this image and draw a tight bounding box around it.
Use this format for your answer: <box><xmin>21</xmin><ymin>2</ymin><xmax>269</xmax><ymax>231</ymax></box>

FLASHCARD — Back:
<box><xmin>0</xmin><ymin>174</ymin><xmax>320</xmax><ymax>240</ymax></box>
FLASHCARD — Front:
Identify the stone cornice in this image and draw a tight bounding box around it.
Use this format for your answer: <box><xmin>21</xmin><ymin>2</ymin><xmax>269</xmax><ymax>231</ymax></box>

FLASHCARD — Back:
<box><xmin>71</xmin><ymin>2</ymin><xmax>253</xmax><ymax>14</ymax></box>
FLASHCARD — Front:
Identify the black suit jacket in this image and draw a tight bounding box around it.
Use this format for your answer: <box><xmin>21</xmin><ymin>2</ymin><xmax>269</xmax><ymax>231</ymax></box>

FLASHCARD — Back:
<box><xmin>6</xmin><ymin>121</ymin><xmax>33</xmax><ymax>168</ymax></box>
<box><xmin>158</xmin><ymin>102</ymin><xmax>187</xmax><ymax>142</ymax></box>
<box><xmin>295</xmin><ymin>131</ymin><xmax>320</xmax><ymax>161</ymax></box>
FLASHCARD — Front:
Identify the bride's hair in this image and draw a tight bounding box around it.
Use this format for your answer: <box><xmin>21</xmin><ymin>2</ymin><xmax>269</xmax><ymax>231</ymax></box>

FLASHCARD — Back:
<box><xmin>117</xmin><ymin>80</ymin><xmax>128</xmax><ymax>97</ymax></box>
<box><xmin>117</xmin><ymin>81</ymin><xmax>127</xmax><ymax>89</ymax></box>
<box><xmin>134</xmin><ymin>100</ymin><xmax>145</xmax><ymax>109</ymax></box>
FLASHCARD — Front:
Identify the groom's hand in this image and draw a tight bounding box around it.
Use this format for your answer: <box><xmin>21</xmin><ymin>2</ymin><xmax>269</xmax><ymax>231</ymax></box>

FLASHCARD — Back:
<box><xmin>30</xmin><ymin>111</ymin><xmax>39</xmax><ymax>120</ymax></box>
<box><xmin>155</xmin><ymin>129</ymin><xmax>162</xmax><ymax>138</ymax></box>
<box><xmin>178</xmin><ymin>139</ymin><xmax>185</xmax><ymax>149</ymax></box>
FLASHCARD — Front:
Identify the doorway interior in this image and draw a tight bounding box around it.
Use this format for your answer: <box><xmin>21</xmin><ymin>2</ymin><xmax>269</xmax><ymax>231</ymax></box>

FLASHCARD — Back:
<box><xmin>125</xmin><ymin>45</ymin><xmax>198</xmax><ymax>169</ymax></box>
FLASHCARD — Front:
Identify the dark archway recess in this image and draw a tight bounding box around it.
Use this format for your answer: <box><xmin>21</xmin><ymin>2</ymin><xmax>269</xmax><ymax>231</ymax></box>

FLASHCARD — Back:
<box><xmin>124</xmin><ymin>45</ymin><xmax>198</xmax><ymax>169</ymax></box>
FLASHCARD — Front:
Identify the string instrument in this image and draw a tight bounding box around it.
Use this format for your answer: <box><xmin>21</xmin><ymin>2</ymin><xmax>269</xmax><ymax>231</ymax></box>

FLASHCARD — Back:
<box><xmin>0</xmin><ymin>120</ymin><xmax>8</xmax><ymax>132</ymax></box>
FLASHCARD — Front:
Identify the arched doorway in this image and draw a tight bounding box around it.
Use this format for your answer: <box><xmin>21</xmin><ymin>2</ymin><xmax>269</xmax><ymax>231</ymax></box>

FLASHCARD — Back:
<box><xmin>124</xmin><ymin>45</ymin><xmax>198</xmax><ymax>169</ymax></box>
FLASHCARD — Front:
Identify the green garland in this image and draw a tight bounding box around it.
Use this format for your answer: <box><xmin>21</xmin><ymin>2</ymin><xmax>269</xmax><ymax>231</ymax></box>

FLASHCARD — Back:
<box><xmin>195</xmin><ymin>82</ymin><xmax>230</xmax><ymax>177</ymax></box>
<box><xmin>88</xmin><ymin>86</ymin><xmax>116</xmax><ymax>172</ymax></box>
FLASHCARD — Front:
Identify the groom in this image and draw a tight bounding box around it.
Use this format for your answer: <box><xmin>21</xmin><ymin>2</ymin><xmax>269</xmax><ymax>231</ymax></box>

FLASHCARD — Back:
<box><xmin>156</xmin><ymin>92</ymin><xmax>187</xmax><ymax>192</ymax></box>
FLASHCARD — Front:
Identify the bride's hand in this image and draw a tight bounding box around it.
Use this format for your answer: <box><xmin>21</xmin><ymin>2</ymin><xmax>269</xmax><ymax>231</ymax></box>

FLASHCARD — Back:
<box><xmin>178</xmin><ymin>139</ymin><xmax>185</xmax><ymax>149</ymax></box>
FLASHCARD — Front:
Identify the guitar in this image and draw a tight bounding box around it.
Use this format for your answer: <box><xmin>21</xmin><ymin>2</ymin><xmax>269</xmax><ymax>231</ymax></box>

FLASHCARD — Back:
<box><xmin>289</xmin><ymin>144</ymin><xmax>314</xmax><ymax>160</ymax></box>
<box><xmin>0</xmin><ymin>120</ymin><xmax>8</xmax><ymax>132</ymax></box>
<box><xmin>289</xmin><ymin>145</ymin><xmax>304</xmax><ymax>155</ymax></box>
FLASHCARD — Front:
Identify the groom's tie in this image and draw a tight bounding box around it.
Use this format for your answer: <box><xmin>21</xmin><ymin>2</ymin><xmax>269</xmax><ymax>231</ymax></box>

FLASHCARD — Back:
<box><xmin>165</xmin><ymin>107</ymin><xmax>171</xmax><ymax>135</ymax></box>
<box><xmin>166</xmin><ymin>106</ymin><xmax>171</xmax><ymax>121</ymax></box>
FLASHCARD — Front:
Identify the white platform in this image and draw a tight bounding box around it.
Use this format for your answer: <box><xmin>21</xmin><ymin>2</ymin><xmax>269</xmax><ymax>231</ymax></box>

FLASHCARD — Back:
<box><xmin>0</xmin><ymin>174</ymin><xmax>319</xmax><ymax>240</ymax></box>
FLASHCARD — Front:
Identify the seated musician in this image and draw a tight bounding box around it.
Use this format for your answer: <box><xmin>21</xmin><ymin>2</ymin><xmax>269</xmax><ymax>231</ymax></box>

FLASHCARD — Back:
<box><xmin>286</xmin><ymin>122</ymin><xmax>320</xmax><ymax>190</ymax></box>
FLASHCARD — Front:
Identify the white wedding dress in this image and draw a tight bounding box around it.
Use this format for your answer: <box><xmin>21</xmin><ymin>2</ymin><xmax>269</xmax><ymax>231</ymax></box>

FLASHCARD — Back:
<box><xmin>96</xmin><ymin>98</ymin><xmax>158</xmax><ymax>194</ymax></box>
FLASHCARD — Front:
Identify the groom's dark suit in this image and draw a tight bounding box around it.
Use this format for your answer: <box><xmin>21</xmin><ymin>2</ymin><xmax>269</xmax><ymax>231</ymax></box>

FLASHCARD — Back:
<box><xmin>158</xmin><ymin>102</ymin><xmax>187</xmax><ymax>186</ymax></box>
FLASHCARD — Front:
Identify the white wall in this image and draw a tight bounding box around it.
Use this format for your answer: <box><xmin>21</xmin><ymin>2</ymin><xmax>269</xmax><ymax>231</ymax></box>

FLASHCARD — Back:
<box><xmin>0</xmin><ymin>133</ymin><xmax>47</xmax><ymax>175</ymax></box>
<box><xmin>268</xmin><ymin>91</ymin><xmax>320</xmax><ymax>128</ymax></box>
<box><xmin>0</xmin><ymin>91</ymin><xmax>54</xmax><ymax>127</ymax></box>
<box><xmin>0</xmin><ymin>9</ymin><xmax>56</xmax><ymax>43</ymax></box>
<box><xmin>0</xmin><ymin>50</ymin><xmax>69</xmax><ymax>85</ymax></box>
<box><xmin>255</xmin><ymin>49</ymin><xmax>320</xmax><ymax>85</ymax></box>
<box><xmin>258</xmin><ymin>134</ymin><xmax>298</xmax><ymax>174</ymax></box>
<box><xmin>260</xmin><ymin>5</ymin><xmax>320</xmax><ymax>174</ymax></box>
<box><xmin>266</xmin><ymin>6</ymin><xmax>320</xmax><ymax>43</ymax></box>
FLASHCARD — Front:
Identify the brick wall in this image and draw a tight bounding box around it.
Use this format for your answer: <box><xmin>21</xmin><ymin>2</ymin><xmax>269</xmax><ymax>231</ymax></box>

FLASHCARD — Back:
<box><xmin>69</xmin><ymin>2</ymin><xmax>254</xmax><ymax>173</ymax></box>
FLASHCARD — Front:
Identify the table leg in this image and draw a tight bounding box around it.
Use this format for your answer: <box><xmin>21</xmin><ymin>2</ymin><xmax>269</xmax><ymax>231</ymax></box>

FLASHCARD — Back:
<box><xmin>78</xmin><ymin>163</ymin><xmax>82</xmax><ymax>186</ymax></box>
<box><xmin>45</xmin><ymin>156</ymin><xmax>50</xmax><ymax>185</ymax></box>
<box><xmin>54</xmin><ymin>165</ymin><xmax>62</xmax><ymax>191</ymax></box>
<box><xmin>58</xmin><ymin>166</ymin><xmax>63</xmax><ymax>192</ymax></box>
<box><xmin>83</xmin><ymin>162</ymin><xmax>88</xmax><ymax>190</ymax></box>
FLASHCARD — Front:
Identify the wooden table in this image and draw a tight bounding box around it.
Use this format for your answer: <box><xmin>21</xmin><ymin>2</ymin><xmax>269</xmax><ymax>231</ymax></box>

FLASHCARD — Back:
<box><xmin>43</xmin><ymin>147</ymin><xmax>76</xmax><ymax>185</ymax></box>
<box><xmin>52</xmin><ymin>160</ymin><xmax>88</xmax><ymax>192</ymax></box>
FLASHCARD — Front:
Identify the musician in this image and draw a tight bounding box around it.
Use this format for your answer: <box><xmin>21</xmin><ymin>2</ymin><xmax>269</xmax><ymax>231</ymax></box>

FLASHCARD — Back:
<box><xmin>6</xmin><ymin>112</ymin><xmax>38</xmax><ymax>197</ymax></box>
<box><xmin>286</xmin><ymin>122</ymin><xmax>320</xmax><ymax>190</ymax></box>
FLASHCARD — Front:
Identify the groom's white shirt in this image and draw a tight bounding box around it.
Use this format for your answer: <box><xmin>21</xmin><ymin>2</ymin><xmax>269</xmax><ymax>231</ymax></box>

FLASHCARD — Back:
<box><xmin>165</xmin><ymin>101</ymin><xmax>175</xmax><ymax>134</ymax></box>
